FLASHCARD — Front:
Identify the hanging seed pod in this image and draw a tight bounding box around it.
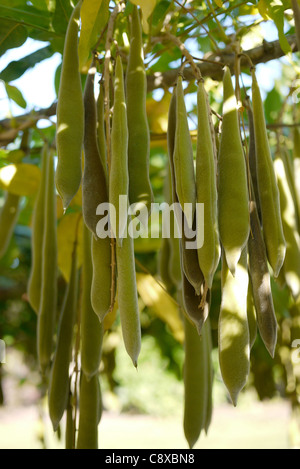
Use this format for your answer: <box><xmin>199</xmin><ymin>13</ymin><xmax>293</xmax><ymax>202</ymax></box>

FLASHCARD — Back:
<box><xmin>37</xmin><ymin>151</ymin><xmax>58</xmax><ymax>374</ymax></box>
<box><xmin>251</xmin><ymin>69</ymin><xmax>286</xmax><ymax>278</ymax></box>
<box><xmin>48</xmin><ymin>245</ymin><xmax>79</xmax><ymax>431</ymax></box>
<box><xmin>82</xmin><ymin>64</ymin><xmax>108</xmax><ymax>238</ymax></box>
<box><xmin>219</xmin><ymin>248</ymin><xmax>250</xmax><ymax>406</ymax></box>
<box><xmin>116</xmin><ymin>232</ymin><xmax>141</xmax><ymax>367</ymax></box>
<box><xmin>218</xmin><ymin>66</ymin><xmax>250</xmax><ymax>276</ymax></box>
<box><xmin>28</xmin><ymin>144</ymin><xmax>48</xmax><ymax>313</ymax></box>
<box><xmin>173</xmin><ymin>75</ymin><xmax>196</xmax><ymax>230</ymax></box>
<box><xmin>183</xmin><ymin>316</ymin><xmax>213</xmax><ymax>449</ymax></box>
<box><xmin>110</xmin><ymin>55</ymin><xmax>129</xmax><ymax>246</ymax></box>
<box><xmin>56</xmin><ymin>1</ymin><xmax>84</xmax><ymax>211</ymax></box>
<box><xmin>126</xmin><ymin>5</ymin><xmax>153</xmax><ymax>215</ymax></box>
<box><xmin>196</xmin><ymin>79</ymin><xmax>220</xmax><ymax>289</ymax></box>
<box><xmin>81</xmin><ymin>223</ymin><xmax>104</xmax><ymax>380</ymax></box>
<box><xmin>77</xmin><ymin>373</ymin><xmax>101</xmax><ymax>450</ymax></box>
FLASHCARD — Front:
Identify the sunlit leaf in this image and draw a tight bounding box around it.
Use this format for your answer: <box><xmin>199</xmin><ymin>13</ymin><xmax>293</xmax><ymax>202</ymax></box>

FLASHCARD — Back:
<box><xmin>130</xmin><ymin>0</ymin><xmax>157</xmax><ymax>33</ymax></box>
<box><xmin>0</xmin><ymin>163</ymin><xmax>40</xmax><ymax>196</ymax></box>
<box><xmin>78</xmin><ymin>0</ymin><xmax>109</xmax><ymax>70</ymax></box>
<box><xmin>4</xmin><ymin>83</ymin><xmax>27</xmax><ymax>109</ymax></box>
<box><xmin>136</xmin><ymin>273</ymin><xmax>184</xmax><ymax>343</ymax></box>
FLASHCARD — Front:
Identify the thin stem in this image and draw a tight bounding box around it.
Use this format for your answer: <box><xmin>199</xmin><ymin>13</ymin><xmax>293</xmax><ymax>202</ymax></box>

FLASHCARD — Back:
<box><xmin>173</xmin><ymin>0</ymin><xmax>219</xmax><ymax>50</ymax></box>
<box><xmin>206</xmin><ymin>0</ymin><xmax>229</xmax><ymax>44</ymax></box>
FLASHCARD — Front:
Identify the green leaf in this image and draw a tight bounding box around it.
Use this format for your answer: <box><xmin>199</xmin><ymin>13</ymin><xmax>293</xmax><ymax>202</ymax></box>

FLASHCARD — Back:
<box><xmin>52</xmin><ymin>0</ymin><xmax>74</xmax><ymax>35</ymax></box>
<box><xmin>0</xmin><ymin>45</ymin><xmax>53</xmax><ymax>82</ymax></box>
<box><xmin>4</xmin><ymin>83</ymin><xmax>27</xmax><ymax>109</ymax></box>
<box><xmin>0</xmin><ymin>19</ymin><xmax>27</xmax><ymax>56</ymax></box>
<box><xmin>0</xmin><ymin>4</ymin><xmax>52</xmax><ymax>31</ymax></box>
<box><xmin>258</xmin><ymin>0</ymin><xmax>292</xmax><ymax>54</ymax></box>
<box><xmin>264</xmin><ymin>87</ymin><xmax>282</xmax><ymax>124</ymax></box>
<box><xmin>78</xmin><ymin>0</ymin><xmax>109</xmax><ymax>69</ymax></box>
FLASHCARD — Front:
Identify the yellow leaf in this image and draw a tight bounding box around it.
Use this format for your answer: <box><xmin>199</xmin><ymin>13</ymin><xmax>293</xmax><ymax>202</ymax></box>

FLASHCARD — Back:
<box><xmin>214</xmin><ymin>0</ymin><xmax>223</xmax><ymax>7</ymax></box>
<box><xmin>0</xmin><ymin>163</ymin><xmax>40</xmax><ymax>196</ymax></box>
<box><xmin>146</xmin><ymin>91</ymin><xmax>172</xmax><ymax>134</ymax></box>
<box><xmin>130</xmin><ymin>0</ymin><xmax>157</xmax><ymax>33</ymax></box>
<box><xmin>78</xmin><ymin>0</ymin><xmax>109</xmax><ymax>70</ymax></box>
<box><xmin>136</xmin><ymin>273</ymin><xmax>184</xmax><ymax>343</ymax></box>
<box><xmin>57</xmin><ymin>213</ymin><xmax>83</xmax><ymax>282</ymax></box>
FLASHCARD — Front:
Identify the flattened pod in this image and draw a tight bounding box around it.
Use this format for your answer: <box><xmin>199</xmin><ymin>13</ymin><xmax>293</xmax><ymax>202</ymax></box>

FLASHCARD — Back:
<box><xmin>247</xmin><ymin>104</ymin><xmax>261</xmax><ymax>219</ymax></box>
<box><xmin>248</xmin><ymin>200</ymin><xmax>277</xmax><ymax>357</ymax></box>
<box><xmin>91</xmin><ymin>235</ymin><xmax>112</xmax><ymax>323</ymax></box>
<box><xmin>218</xmin><ymin>248</ymin><xmax>250</xmax><ymax>406</ymax></box>
<box><xmin>196</xmin><ymin>80</ymin><xmax>220</xmax><ymax>288</ymax></box>
<box><xmin>251</xmin><ymin>69</ymin><xmax>286</xmax><ymax>277</ymax></box>
<box><xmin>0</xmin><ymin>192</ymin><xmax>20</xmax><ymax>260</ymax></box>
<box><xmin>81</xmin><ymin>224</ymin><xmax>104</xmax><ymax>380</ymax></box>
<box><xmin>37</xmin><ymin>151</ymin><xmax>57</xmax><ymax>374</ymax></box>
<box><xmin>173</xmin><ymin>75</ymin><xmax>196</xmax><ymax>229</ymax></box>
<box><xmin>77</xmin><ymin>373</ymin><xmax>100</xmax><ymax>450</ymax></box>
<box><xmin>28</xmin><ymin>145</ymin><xmax>48</xmax><ymax>313</ymax></box>
<box><xmin>48</xmin><ymin>246</ymin><xmax>79</xmax><ymax>431</ymax></box>
<box><xmin>183</xmin><ymin>315</ymin><xmax>209</xmax><ymax>449</ymax></box>
<box><xmin>82</xmin><ymin>65</ymin><xmax>108</xmax><ymax>238</ymax></box>
<box><xmin>56</xmin><ymin>1</ymin><xmax>84</xmax><ymax>211</ymax></box>
<box><xmin>110</xmin><ymin>55</ymin><xmax>129</xmax><ymax>245</ymax></box>
<box><xmin>126</xmin><ymin>6</ymin><xmax>154</xmax><ymax>215</ymax></box>
<box><xmin>274</xmin><ymin>157</ymin><xmax>300</xmax><ymax>300</ymax></box>
<box><xmin>218</xmin><ymin>66</ymin><xmax>250</xmax><ymax>275</ymax></box>
<box><xmin>116</xmin><ymin>234</ymin><xmax>141</xmax><ymax>367</ymax></box>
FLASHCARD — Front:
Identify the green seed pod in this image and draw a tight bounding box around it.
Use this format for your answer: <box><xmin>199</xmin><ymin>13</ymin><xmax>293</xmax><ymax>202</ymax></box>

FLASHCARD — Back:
<box><xmin>37</xmin><ymin>151</ymin><xmax>58</xmax><ymax>374</ymax></box>
<box><xmin>281</xmin><ymin>146</ymin><xmax>300</xmax><ymax>232</ymax></box>
<box><xmin>183</xmin><ymin>315</ymin><xmax>209</xmax><ymax>449</ymax></box>
<box><xmin>173</xmin><ymin>75</ymin><xmax>196</xmax><ymax>229</ymax></box>
<box><xmin>274</xmin><ymin>157</ymin><xmax>300</xmax><ymax>300</ymax></box>
<box><xmin>247</xmin><ymin>104</ymin><xmax>261</xmax><ymax>220</ymax></box>
<box><xmin>251</xmin><ymin>69</ymin><xmax>286</xmax><ymax>278</ymax></box>
<box><xmin>218</xmin><ymin>248</ymin><xmax>250</xmax><ymax>406</ymax></box>
<box><xmin>158</xmin><ymin>236</ymin><xmax>174</xmax><ymax>293</ymax></box>
<box><xmin>204</xmin><ymin>318</ymin><xmax>214</xmax><ymax>435</ymax></box>
<box><xmin>76</xmin><ymin>373</ymin><xmax>101</xmax><ymax>450</ymax></box>
<box><xmin>182</xmin><ymin>269</ymin><xmax>210</xmax><ymax>335</ymax></box>
<box><xmin>0</xmin><ymin>191</ymin><xmax>20</xmax><ymax>260</ymax></box>
<box><xmin>97</xmin><ymin>82</ymin><xmax>108</xmax><ymax>181</ymax></box>
<box><xmin>110</xmin><ymin>55</ymin><xmax>129</xmax><ymax>245</ymax></box>
<box><xmin>248</xmin><ymin>200</ymin><xmax>277</xmax><ymax>357</ymax></box>
<box><xmin>48</xmin><ymin>246</ymin><xmax>79</xmax><ymax>431</ymax></box>
<box><xmin>167</xmin><ymin>86</ymin><xmax>183</xmax><ymax>291</ymax></box>
<box><xmin>126</xmin><ymin>5</ymin><xmax>153</xmax><ymax>215</ymax></box>
<box><xmin>91</xmin><ymin>235</ymin><xmax>113</xmax><ymax>323</ymax></box>
<box><xmin>116</xmin><ymin>234</ymin><xmax>141</xmax><ymax>367</ymax></box>
<box><xmin>82</xmin><ymin>65</ymin><xmax>108</xmax><ymax>238</ymax></box>
<box><xmin>56</xmin><ymin>1</ymin><xmax>84</xmax><ymax>211</ymax></box>
<box><xmin>218</xmin><ymin>66</ymin><xmax>250</xmax><ymax>276</ymax></box>
<box><xmin>81</xmin><ymin>223</ymin><xmax>104</xmax><ymax>380</ymax></box>
<box><xmin>28</xmin><ymin>145</ymin><xmax>48</xmax><ymax>313</ymax></box>
<box><xmin>196</xmin><ymin>79</ymin><xmax>220</xmax><ymax>288</ymax></box>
